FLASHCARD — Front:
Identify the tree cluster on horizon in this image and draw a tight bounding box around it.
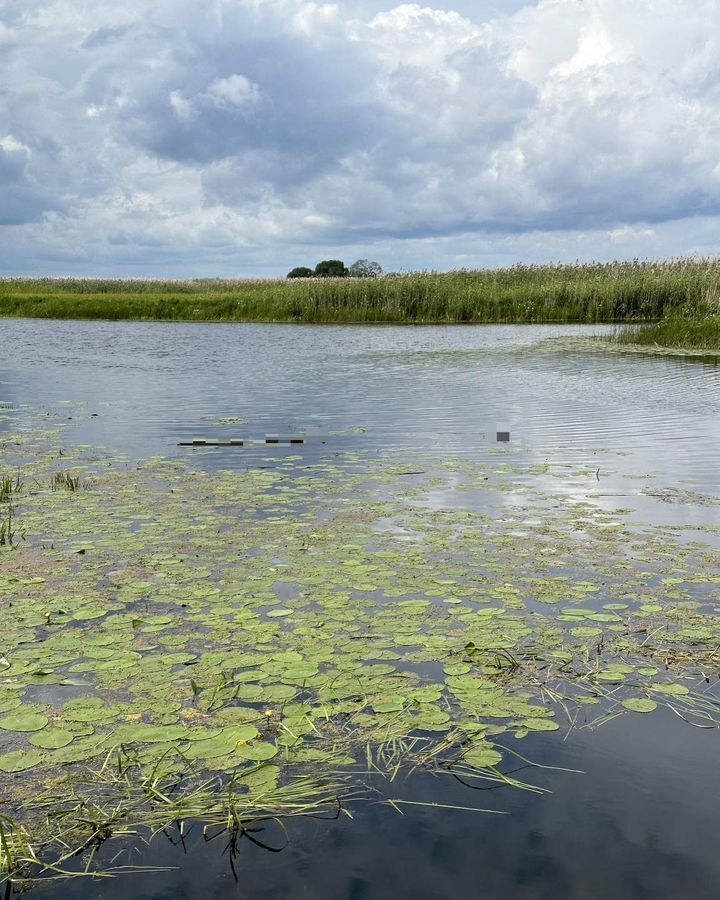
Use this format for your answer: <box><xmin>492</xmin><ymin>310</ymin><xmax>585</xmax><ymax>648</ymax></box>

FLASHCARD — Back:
<box><xmin>287</xmin><ymin>259</ymin><xmax>383</xmax><ymax>279</ymax></box>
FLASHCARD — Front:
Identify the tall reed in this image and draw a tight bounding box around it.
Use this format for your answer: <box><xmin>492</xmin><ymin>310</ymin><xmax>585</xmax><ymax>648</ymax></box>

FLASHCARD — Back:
<box><xmin>3</xmin><ymin>258</ymin><xmax>720</xmax><ymax>326</ymax></box>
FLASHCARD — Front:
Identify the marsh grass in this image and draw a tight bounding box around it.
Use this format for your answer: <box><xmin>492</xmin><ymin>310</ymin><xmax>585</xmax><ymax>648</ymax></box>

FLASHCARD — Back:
<box><xmin>0</xmin><ymin>508</ymin><xmax>16</xmax><ymax>547</ymax></box>
<box><xmin>50</xmin><ymin>472</ymin><xmax>81</xmax><ymax>492</ymax></box>
<box><xmin>0</xmin><ymin>476</ymin><xmax>21</xmax><ymax>546</ymax></box>
<box><xmin>616</xmin><ymin>314</ymin><xmax>720</xmax><ymax>350</ymax></box>
<box><xmin>1</xmin><ymin>747</ymin><xmax>351</xmax><ymax>885</ymax></box>
<box><xmin>0</xmin><ymin>477</ymin><xmax>21</xmax><ymax>504</ymax></box>
<box><xmin>3</xmin><ymin>258</ymin><xmax>720</xmax><ymax>325</ymax></box>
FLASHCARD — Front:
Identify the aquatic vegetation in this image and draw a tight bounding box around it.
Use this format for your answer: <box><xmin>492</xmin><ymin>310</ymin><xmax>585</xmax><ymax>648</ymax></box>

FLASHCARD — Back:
<box><xmin>0</xmin><ymin>508</ymin><xmax>17</xmax><ymax>547</ymax></box>
<box><xmin>2</xmin><ymin>257</ymin><xmax>720</xmax><ymax>324</ymax></box>
<box><xmin>616</xmin><ymin>313</ymin><xmax>720</xmax><ymax>350</ymax></box>
<box><xmin>0</xmin><ymin>413</ymin><xmax>719</xmax><ymax>883</ymax></box>
<box><xmin>50</xmin><ymin>471</ymin><xmax>81</xmax><ymax>492</ymax></box>
<box><xmin>0</xmin><ymin>476</ymin><xmax>22</xmax><ymax>547</ymax></box>
<box><xmin>0</xmin><ymin>476</ymin><xmax>21</xmax><ymax>504</ymax></box>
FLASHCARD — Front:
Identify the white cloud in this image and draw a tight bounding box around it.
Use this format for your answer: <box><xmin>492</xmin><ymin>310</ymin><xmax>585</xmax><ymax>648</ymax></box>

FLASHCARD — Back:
<box><xmin>292</xmin><ymin>2</ymin><xmax>340</xmax><ymax>37</ymax></box>
<box><xmin>0</xmin><ymin>135</ymin><xmax>31</xmax><ymax>155</ymax></box>
<box><xmin>2</xmin><ymin>0</ymin><xmax>720</xmax><ymax>274</ymax></box>
<box><xmin>609</xmin><ymin>225</ymin><xmax>657</xmax><ymax>243</ymax></box>
<box><xmin>205</xmin><ymin>74</ymin><xmax>260</xmax><ymax>108</ymax></box>
<box><xmin>169</xmin><ymin>91</ymin><xmax>195</xmax><ymax>120</ymax></box>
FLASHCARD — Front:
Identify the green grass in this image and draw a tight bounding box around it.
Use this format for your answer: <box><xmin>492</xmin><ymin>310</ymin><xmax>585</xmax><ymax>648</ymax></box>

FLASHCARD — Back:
<box><xmin>2</xmin><ymin>258</ymin><xmax>720</xmax><ymax>325</ymax></box>
<box><xmin>616</xmin><ymin>314</ymin><xmax>720</xmax><ymax>350</ymax></box>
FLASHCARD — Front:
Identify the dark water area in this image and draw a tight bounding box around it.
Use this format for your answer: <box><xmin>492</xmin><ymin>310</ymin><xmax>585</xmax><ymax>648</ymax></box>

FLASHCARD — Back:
<box><xmin>21</xmin><ymin>712</ymin><xmax>720</xmax><ymax>900</ymax></box>
<box><xmin>1</xmin><ymin>319</ymin><xmax>720</xmax><ymax>899</ymax></box>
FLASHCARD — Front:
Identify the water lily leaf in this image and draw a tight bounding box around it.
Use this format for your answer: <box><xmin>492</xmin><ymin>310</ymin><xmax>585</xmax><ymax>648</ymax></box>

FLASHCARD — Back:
<box><xmin>463</xmin><ymin>745</ymin><xmax>502</xmax><ymax>768</ymax></box>
<box><xmin>444</xmin><ymin>663</ymin><xmax>471</xmax><ymax>676</ymax></box>
<box><xmin>237</xmin><ymin>764</ymin><xmax>280</xmax><ymax>792</ymax></box>
<box><xmin>183</xmin><ymin>726</ymin><xmax>259</xmax><ymax>759</ymax></box>
<box><xmin>373</xmin><ymin>699</ymin><xmax>405</xmax><ymax>713</ymax></box>
<box><xmin>0</xmin><ymin>749</ymin><xmax>45</xmax><ymax>772</ymax></box>
<box><xmin>30</xmin><ymin>728</ymin><xmax>75</xmax><ymax>749</ymax></box>
<box><xmin>652</xmin><ymin>683</ymin><xmax>690</xmax><ymax>697</ymax></box>
<box><xmin>0</xmin><ymin>711</ymin><xmax>49</xmax><ymax>732</ymax></box>
<box><xmin>235</xmin><ymin>741</ymin><xmax>278</xmax><ymax>761</ymax></box>
<box><xmin>520</xmin><ymin>718</ymin><xmax>560</xmax><ymax>732</ymax></box>
<box><xmin>622</xmin><ymin>698</ymin><xmax>657</xmax><ymax>713</ymax></box>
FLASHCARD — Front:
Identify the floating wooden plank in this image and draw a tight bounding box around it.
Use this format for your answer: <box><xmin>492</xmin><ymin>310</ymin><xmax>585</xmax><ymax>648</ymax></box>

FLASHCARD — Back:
<box><xmin>178</xmin><ymin>436</ymin><xmax>305</xmax><ymax>447</ymax></box>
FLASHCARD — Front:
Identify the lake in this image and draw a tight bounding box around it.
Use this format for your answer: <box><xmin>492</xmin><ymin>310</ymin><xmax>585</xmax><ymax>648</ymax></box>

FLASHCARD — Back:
<box><xmin>1</xmin><ymin>319</ymin><xmax>719</xmax><ymax>899</ymax></box>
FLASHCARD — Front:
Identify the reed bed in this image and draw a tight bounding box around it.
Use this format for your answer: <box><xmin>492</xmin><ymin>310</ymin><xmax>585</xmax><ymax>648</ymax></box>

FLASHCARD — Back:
<box><xmin>615</xmin><ymin>314</ymin><xmax>720</xmax><ymax>350</ymax></box>
<box><xmin>2</xmin><ymin>258</ymin><xmax>720</xmax><ymax>325</ymax></box>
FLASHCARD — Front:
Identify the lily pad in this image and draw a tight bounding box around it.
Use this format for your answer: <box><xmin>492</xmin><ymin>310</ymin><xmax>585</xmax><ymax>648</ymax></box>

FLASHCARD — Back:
<box><xmin>0</xmin><ymin>711</ymin><xmax>49</xmax><ymax>732</ymax></box>
<box><xmin>0</xmin><ymin>749</ymin><xmax>45</xmax><ymax>772</ymax></box>
<box><xmin>463</xmin><ymin>745</ymin><xmax>502</xmax><ymax>768</ymax></box>
<box><xmin>30</xmin><ymin>728</ymin><xmax>75</xmax><ymax>749</ymax></box>
<box><xmin>235</xmin><ymin>741</ymin><xmax>279</xmax><ymax>761</ymax></box>
<box><xmin>622</xmin><ymin>698</ymin><xmax>657</xmax><ymax>713</ymax></box>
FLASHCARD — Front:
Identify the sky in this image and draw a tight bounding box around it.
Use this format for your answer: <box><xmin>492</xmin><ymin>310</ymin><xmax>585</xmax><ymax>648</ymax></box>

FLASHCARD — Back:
<box><xmin>1</xmin><ymin>0</ymin><xmax>720</xmax><ymax>276</ymax></box>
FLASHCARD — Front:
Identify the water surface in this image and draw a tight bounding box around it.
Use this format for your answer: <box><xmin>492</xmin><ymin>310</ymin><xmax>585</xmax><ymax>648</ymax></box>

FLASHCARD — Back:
<box><xmin>1</xmin><ymin>319</ymin><xmax>719</xmax><ymax>899</ymax></box>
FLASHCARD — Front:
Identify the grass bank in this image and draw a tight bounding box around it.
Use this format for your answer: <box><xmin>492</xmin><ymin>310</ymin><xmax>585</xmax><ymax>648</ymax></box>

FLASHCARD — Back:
<box><xmin>2</xmin><ymin>258</ymin><xmax>720</xmax><ymax>325</ymax></box>
<box><xmin>615</xmin><ymin>314</ymin><xmax>720</xmax><ymax>350</ymax></box>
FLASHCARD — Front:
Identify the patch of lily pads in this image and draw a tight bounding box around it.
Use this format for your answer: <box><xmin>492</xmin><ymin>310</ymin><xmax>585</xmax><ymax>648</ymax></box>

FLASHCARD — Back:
<box><xmin>0</xmin><ymin>413</ymin><xmax>719</xmax><ymax>879</ymax></box>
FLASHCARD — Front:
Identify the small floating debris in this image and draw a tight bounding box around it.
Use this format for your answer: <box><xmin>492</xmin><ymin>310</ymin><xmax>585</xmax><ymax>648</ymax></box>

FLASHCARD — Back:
<box><xmin>178</xmin><ymin>435</ymin><xmax>305</xmax><ymax>447</ymax></box>
<box><xmin>178</xmin><ymin>438</ymin><xmax>246</xmax><ymax>447</ymax></box>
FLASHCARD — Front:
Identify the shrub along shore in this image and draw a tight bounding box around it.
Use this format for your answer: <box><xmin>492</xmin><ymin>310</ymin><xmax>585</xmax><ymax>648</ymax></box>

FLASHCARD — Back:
<box><xmin>1</xmin><ymin>260</ymin><xmax>719</xmax><ymax>346</ymax></box>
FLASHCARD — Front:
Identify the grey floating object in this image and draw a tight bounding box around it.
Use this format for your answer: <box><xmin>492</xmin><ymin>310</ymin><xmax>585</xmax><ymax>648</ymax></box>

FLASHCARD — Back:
<box><xmin>496</xmin><ymin>432</ymin><xmax>510</xmax><ymax>443</ymax></box>
<box><xmin>229</xmin><ymin>438</ymin><xmax>245</xmax><ymax>446</ymax></box>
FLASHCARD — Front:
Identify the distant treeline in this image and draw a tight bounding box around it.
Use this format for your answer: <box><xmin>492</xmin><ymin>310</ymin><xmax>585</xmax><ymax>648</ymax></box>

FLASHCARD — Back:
<box><xmin>287</xmin><ymin>259</ymin><xmax>383</xmax><ymax>279</ymax></box>
<box><xmin>1</xmin><ymin>260</ymin><xmax>719</xmax><ymax>346</ymax></box>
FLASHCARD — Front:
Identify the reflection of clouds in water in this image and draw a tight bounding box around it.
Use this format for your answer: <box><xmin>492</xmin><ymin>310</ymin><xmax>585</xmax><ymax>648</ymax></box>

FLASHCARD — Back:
<box><xmin>37</xmin><ymin>711</ymin><xmax>720</xmax><ymax>900</ymax></box>
<box><xmin>10</xmin><ymin>318</ymin><xmax>720</xmax><ymax>900</ymax></box>
<box><xmin>1</xmin><ymin>320</ymin><xmax>718</xmax><ymax>493</ymax></box>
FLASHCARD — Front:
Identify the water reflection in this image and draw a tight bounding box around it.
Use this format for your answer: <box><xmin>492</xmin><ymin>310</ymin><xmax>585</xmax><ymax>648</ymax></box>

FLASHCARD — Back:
<box><xmin>0</xmin><ymin>320</ymin><xmax>718</xmax><ymax>493</ymax></box>
<box><xmin>26</xmin><ymin>711</ymin><xmax>720</xmax><ymax>900</ymax></box>
<box><xmin>2</xmin><ymin>319</ymin><xmax>720</xmax><ymax>899</ymax></box>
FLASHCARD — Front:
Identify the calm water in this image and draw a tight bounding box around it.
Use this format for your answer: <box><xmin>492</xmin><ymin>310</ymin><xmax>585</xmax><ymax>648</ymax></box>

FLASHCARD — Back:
<box><xmin>1</xmin><ymin>319</ymin><xmax>719</xmax><ymax>899</ymax></box>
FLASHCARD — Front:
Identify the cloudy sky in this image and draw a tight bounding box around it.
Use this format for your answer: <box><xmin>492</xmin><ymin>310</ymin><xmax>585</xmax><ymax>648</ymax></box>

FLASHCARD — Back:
<box><xmin>1</xmin><ymin>0</ymin><xmax>719</xmax><ymax>276</ymax></box>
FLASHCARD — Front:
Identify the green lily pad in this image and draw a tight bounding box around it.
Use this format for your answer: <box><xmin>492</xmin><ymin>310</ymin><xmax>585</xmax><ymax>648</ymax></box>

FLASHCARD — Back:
<box><xmin>0</xmin><ymin>711</ymin><xmax>49</xmax><ymax>732</ymax></box>
<box><xmin>0</xmin><ymin>749</ymin><xmax>45</xmax><ymax>772</ymax></box>
<box><xmin>374</xmin><ymin>699</ymin><xmax>405</xmax><ymax>713</ymax></box>
<box><xmin>235</xmin><ymin>741</ymin><xmax>279</xmax><ymax>761</ymax></box>
<box><xmin>30</xmin><ymin>728</ymin><xmax>75</xmax><ymax>749</ymax></box>
<box><xmin>652</xmin><ymin>683</ymin><xmax>690</xmax><ymax>697</ymax></box>
<box><xmin>463</xmin><ymin>745</ymin><xmax>502</xmax><ymax>768</ymax></box>
<box><xmin>622</xmin><ymin>698</ymin><xmax>657</xmax><ymax>713</ymax></box>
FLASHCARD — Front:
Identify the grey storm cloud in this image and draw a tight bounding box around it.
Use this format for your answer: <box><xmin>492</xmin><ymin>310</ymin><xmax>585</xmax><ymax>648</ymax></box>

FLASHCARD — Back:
<box><xmin>1</xmin><ymin>0</ymin><xmax>720</xmax><ymax>275</ymax></box>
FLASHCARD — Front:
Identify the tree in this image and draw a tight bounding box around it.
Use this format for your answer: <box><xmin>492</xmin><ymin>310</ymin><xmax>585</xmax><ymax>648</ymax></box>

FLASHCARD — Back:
<box><xmin>348</xmin><ymin>259</ymin><xmax>383</xmax><ymax>278</ymax></box>
<box><xmin>314</xmin><ymin>259</ymin><xmax>348</xmax><ymax>278</ymax></box>
<box><xmin>287</xmin><ymin>267</ymin><xmax>314</xmax><ymax>279</ymax></box>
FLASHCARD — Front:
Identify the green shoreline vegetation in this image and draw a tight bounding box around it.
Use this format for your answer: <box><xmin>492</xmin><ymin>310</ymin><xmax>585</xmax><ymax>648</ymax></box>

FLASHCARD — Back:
<box><xmin>0</xmin><ymin>259</ymin><xmax>718</xmax><ymax>347</ymax></box>
<box><xmin>615</xmin><ymin>313</ymin><xmax>720</xmax><ymax>350</ymax></box>
<box><xmin>1</xmin><ymin>407</ymin><xmax>720</xmax><ymax>883</ymax></box>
